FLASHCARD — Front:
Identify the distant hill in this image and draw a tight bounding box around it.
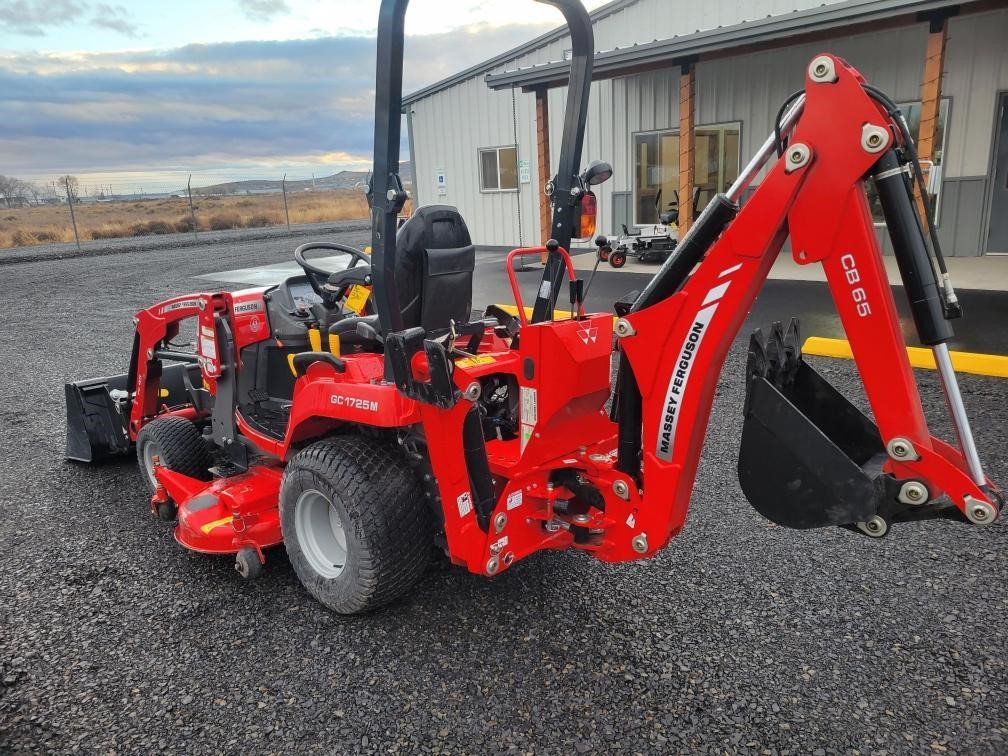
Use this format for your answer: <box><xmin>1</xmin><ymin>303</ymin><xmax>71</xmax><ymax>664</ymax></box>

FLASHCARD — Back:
<box><xmin>194</xmin><ymin>163</ymin><xmax>412</xmax><ymax>196</ymax></box>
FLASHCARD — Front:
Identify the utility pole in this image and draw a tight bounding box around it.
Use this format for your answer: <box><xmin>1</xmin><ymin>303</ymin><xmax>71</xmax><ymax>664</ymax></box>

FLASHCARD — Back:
<box><xmin>187</xmin><ymin>174</ymin><xmax>199</xmax><ymax>242</ymax></box>
<box><xmin>282</xmin><ymin>173</ymin><xmax>291</xmax><ymax>231</ymax></box>
<box><xmin>65</xmin><ymin>176</ymin><xmax>82</xmax><ymax>253</ymax></box>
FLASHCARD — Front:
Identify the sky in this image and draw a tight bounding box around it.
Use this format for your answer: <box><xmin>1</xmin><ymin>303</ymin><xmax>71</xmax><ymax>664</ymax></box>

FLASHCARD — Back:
<box><xmin>0</xmin><ymin>0</ymin><xmax>607</xmax><ymax>194</ymax></box>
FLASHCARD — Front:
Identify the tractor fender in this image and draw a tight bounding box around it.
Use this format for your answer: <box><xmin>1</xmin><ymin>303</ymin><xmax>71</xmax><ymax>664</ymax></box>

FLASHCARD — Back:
<box><xmin>282</xmin><ymin>359</ymin><xmax>422</xmax><ymax>452</ymax></box>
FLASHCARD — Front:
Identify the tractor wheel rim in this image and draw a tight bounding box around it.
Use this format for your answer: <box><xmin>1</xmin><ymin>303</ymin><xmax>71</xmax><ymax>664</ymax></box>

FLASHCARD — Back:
<box><xmin>141</xmin><ymin>441</ymin><xmax>160</xmax><ymax>488</ymax></box>
<box><xmin>294</xmin><ymin>489</ymin><xmax>347</xmax><ymax>578</ymax></box>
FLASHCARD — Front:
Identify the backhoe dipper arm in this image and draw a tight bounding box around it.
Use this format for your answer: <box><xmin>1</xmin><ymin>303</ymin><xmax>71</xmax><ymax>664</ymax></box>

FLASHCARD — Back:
<box><xmin>604</xmin><ymin>55</ymin><xmax>999</xmax><ymax>561</ymax></box>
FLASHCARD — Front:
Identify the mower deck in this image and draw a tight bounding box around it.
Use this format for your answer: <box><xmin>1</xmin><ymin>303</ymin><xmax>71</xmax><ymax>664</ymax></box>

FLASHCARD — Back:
<box><xmin>155</xmin><ymin>464</ymin><xmax>283</xmax><ymax>556</ymax></box>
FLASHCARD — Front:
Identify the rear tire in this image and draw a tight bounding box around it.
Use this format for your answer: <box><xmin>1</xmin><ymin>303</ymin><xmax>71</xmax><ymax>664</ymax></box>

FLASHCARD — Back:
<box><xmin>609</xmin><ymin>250</ymin><xmax>627</xmax><ymax>268</ymax></box>
<box><xmin>135</xmin><ymin>417</ymin><xmax>212</xmax><ymax>492</ymax></box>
<box><xmin>279</xmin><ymin>436</ymin><xmax>432</xmax><ymax>614</ymax></box>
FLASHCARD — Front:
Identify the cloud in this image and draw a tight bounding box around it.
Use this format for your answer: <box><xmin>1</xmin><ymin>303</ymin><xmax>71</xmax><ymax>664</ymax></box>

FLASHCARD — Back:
<box><xmin>90</xmin><ymin>4</ymin><xmax>139</xmax><ymax>36</ymax></box>
<box><xmin>0</xmin><ymin>21</ymin><xmax>554</xmax><ymax>185</ymax></box>
<box><xmin>0</xmin><ymin>0</ymin><xmax>138</xmax><ymax>37</ymax></box>
<box><xmin>237</xmin><ymin>0</ymin><xmax>291</xmax><ymax>22</ymax></box>
<box><xmin>0</xmin><ymin>0</ymin><xmax>86</xmax><ymax>36</ymax></box>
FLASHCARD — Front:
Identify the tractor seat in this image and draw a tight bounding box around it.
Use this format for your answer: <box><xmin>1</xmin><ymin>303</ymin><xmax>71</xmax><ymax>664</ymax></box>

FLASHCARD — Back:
<box><xmin>329</xmin><ymin>205</ymin><xmax>476</xmax><ymax>354</ymax></box>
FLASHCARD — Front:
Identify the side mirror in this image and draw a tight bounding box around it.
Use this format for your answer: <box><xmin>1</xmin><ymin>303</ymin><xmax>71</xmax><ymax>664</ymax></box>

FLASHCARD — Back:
<box><xmin>580</xmin><ymin>160</ymin><xmax>613</xmax><ymax>187</ymax></box>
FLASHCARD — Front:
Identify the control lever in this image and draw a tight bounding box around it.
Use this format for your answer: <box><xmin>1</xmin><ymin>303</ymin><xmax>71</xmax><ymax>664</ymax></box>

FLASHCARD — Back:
<box><xmin>569</xmin><ymin>279</ymin><xmax>585</xmax><ymax>319</ymax></box>
<box><xmin>355</xmin><ymin>320</ymin><xmax>383</xmax><ymax>344</ymax></box>
<box><xmin>583</xmin><ymin>235</ymin><xmax>609</xmax><ymax>301</ymax></box>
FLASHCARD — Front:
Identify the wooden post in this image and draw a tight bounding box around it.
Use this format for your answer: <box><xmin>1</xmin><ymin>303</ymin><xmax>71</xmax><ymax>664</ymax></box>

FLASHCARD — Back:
<box><xmin>535</xmin><ymin>87</ymin><xmax>552</xmax><ymax>262</ymax></box>
<box><xmin>918</xmin><ymin>16</ymin><xmax>947</xmax><ymax>172</ymax></box>
<box><xmin>678</xmin><ymin>62</ymin><xmax>696</xmax><ymax>233</ymax></box>
<box><xmin>916</xmin><ymin>15</ymin><xmax>948</xmax><ymax>218</ymax></box>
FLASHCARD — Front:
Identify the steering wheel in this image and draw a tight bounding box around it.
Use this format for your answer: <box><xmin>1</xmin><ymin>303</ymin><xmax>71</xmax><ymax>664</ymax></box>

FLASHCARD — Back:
<box><xmin>294</xmin><ymin>242</ymin><xmax>371</xmax><ymax>298</ymax></box>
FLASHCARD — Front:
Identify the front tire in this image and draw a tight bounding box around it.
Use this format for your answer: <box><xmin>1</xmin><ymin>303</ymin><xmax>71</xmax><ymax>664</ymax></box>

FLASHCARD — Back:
<box><xmin>279</xmin><ymin>436</ymin><xmax>432</xmax><ymax>614</ymax></box>
<box><xmin>609</xmin><ymin>250</ymin><xmax>627</xmax><ymax>268</ymax></box>
<box><xmin>135</xmin><ymin>416</ymin><xmax>212</xmax><ymax>492</ymax></box>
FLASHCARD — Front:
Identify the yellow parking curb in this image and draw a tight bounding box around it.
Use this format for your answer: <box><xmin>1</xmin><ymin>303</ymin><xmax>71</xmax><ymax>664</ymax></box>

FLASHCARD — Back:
<box><xmin>802</xmin><ymin>336</ymin><xmax>1008</xmax><ymax>378</ymax></box>
<box><xmin>495</xmin><ymin>303</ymin><xmax>572</xmax><ymax>319</ymax></box>
<box><xmin>495</xmin><ymin>303</ymin><xmax>620</xmax><ymax>322</ymax></box>
<box><xmin>493</xmin><ymin>315</ymin><xmax>1007</xmax><ymax>379</ymax></box>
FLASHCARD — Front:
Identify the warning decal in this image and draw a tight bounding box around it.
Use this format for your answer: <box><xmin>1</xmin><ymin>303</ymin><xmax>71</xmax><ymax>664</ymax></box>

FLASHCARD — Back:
<box><xmin>520</xmin><ymin>387</ymin><xmax>538</xmax><ymax>425</ymax></box>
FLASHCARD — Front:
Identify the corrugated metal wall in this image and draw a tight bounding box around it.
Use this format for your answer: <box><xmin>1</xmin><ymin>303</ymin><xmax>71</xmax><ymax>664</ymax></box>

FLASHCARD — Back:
<box><xmin>408</xmin><ymin>1</ymin><xmax>1008</xmax><ymax>255</ymax></box>
<box><xmin>409</xmin><ymin>0</ymin><xmax>853</xmax><ymax>248</ymax></box>
<box><xmin>943</xmin><ymin>9</ymin><xmax>1008</xmax><ymax>178</ymax></box>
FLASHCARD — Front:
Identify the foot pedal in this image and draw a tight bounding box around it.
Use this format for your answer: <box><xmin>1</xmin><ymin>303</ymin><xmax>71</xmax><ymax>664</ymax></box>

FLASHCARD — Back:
<box><xmin>738</xmin><ymin>319</ymin><xmax>885</xmax><ymax>529</ymax></box>
<box><xmin>209</xmin><ymin>462</ymin><xmax>245</xmax><ymax>478</ymax></box>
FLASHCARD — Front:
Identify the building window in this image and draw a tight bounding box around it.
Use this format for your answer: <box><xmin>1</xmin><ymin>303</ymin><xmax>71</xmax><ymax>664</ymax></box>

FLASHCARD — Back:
<box><xmin>633</xmin><ymin>122</ymin><xmax>741</xmax><ymax>225</ymax></box>
<box><xmin>867</xmin><ymin>98</ymin><xmax>950</xmax><ymax>223</ymax></box>
<box><xmin>479</xmin><ymin>146</ymin><xmax>519</xmax><ymax>192</ymax></box>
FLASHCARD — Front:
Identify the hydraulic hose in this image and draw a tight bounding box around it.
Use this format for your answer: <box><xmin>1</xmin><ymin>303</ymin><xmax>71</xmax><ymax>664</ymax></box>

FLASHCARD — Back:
<box><xmin>862</xmin><ymin>84</ymin><xmax>959</xmax><ymax>316</ymax></box>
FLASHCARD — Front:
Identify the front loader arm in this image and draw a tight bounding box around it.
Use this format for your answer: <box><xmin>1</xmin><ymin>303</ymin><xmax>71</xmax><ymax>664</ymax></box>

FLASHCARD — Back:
<box><xmin>607</xmin><ymin>54</ymin><xmax>999</xmax><ymax>560</ymax></box>
<box><xmin>129</xmin><ymin>292</ymin><xmax>225</xmax><ymax>438</ymax></box>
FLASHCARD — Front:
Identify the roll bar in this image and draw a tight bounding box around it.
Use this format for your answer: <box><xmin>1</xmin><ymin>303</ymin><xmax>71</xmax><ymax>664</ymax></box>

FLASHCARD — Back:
<box><xmin>369</xmin><ymin>0</ymin><xmax>596</xmax><ymax>343</ymax></box>
<box><xmin>528</xmin><ymin>1</ymin><xmax>594</xmax><ymax>323</ymax></box>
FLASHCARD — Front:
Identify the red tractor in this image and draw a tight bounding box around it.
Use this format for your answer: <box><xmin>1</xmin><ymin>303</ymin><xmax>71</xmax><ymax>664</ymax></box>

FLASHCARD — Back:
<box><xmin>67</xmin><ymin>0</ymin><xmax>1001</xmax><ymax>614</ymax></box>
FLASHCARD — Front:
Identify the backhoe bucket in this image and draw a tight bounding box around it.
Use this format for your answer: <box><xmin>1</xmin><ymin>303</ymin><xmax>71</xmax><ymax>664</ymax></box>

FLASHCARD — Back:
<box><xmin>65</xmin><ymin>373</ymin><xmax>131</xmax><ymax>462</ymax></box>
<box><xmin>738</xmin><ymin>320</ymin><xmax>888</xmax><ymax>530</ymax></box>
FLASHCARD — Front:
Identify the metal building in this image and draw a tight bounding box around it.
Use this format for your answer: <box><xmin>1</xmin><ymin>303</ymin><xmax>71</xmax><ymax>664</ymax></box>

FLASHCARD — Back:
<box><xmin>403</xmin><ymin>0</ymin><xmax>1008</xmax><ymax>256</ymax></box>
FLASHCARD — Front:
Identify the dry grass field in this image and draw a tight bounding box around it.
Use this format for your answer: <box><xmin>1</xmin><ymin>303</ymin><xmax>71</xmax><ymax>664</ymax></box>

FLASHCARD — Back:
<box><xmin>0</xmin><ymin>189</ymin><xmax>371</xmax><ymax>248</ymax></box>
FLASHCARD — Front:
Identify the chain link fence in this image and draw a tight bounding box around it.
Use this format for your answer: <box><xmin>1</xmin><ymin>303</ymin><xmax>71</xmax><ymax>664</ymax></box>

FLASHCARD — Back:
<box><xmin>0</xmin><ymin>171</ymin><xmax>380</xmax><ymax>250</ymax></box>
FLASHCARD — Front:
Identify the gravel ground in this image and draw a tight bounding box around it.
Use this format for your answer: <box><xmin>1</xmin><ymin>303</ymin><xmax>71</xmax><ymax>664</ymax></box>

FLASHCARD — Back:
<box><xmin>1</xmin><ymin>232</ymin><xmax>1006</xmax><ymax>754</ymax></box>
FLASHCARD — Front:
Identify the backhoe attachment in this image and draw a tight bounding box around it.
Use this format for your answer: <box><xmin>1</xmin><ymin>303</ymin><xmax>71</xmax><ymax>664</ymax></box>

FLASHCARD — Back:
<box><xmin>608</xmin><ymin>53</ymin><xmax>999</xmax><ymax>558</ymax></box>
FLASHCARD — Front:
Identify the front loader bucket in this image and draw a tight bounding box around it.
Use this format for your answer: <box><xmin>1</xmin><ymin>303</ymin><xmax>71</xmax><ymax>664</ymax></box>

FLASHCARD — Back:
<box><xmin>65</xmin><ymin>362</ymin><xmax>201</xmax><ymax>462</ymax></box>
<box><xmin>65</xmin><ymin>374</ymin><xmax>131</xmax><ymax>462</ymax></box>
<box><xmin>738</xmin><ymin>320</ymin><xmax>888</xmax><ymax>530</ymax></box>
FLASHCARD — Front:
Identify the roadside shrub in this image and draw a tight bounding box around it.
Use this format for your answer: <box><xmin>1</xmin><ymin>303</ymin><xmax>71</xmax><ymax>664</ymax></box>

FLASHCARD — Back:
<box><xmin>208</xmin><ymin>212</ymin><xmax>241</xmax><ymax>231</ymax></box>
<box><xmin>4</xmin><ymin>215</ymin><xmax>16</xmax><ymax>221</ymax></box>
<box><xmin>246</xmin><ymin>213</ymin><xmax>279</xmax><ymax>228</ymax></box>
<box><xmin>34</xmin><ymin>229</ymin><xmax>62</xmax><ymax>243</ymax></box>
<box><xmin>9</xmin><ymin>228</ymin><xmax>66</xmax><ymax>245</ymax></box>
<box><xmin>11</xmin><ymin>229</ymin><xmax>38</xmax><ymax>246</ymax></box>
<box><xmin>145</xmin><ymin>220</ymin><xmax>175</xmax><ymax>235</ymax></box>
<box><xmin>236</xmin><ymin>199</ymin><xmax>254</xmax><ymax>207</ymax></box>
<box><xmin>175</xmin><ymin>216</ymin><xmax>195</xmax><ymax>233</ymax></box>
<box><xmin>90</xmin><ymin>224</ymin><xmax>129</xmax><ymax>239</ymax></box>
<box><xmin>128</xmin><ymin>219</ymin><xmax>176</xmax><ymax>236</ymax></box>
